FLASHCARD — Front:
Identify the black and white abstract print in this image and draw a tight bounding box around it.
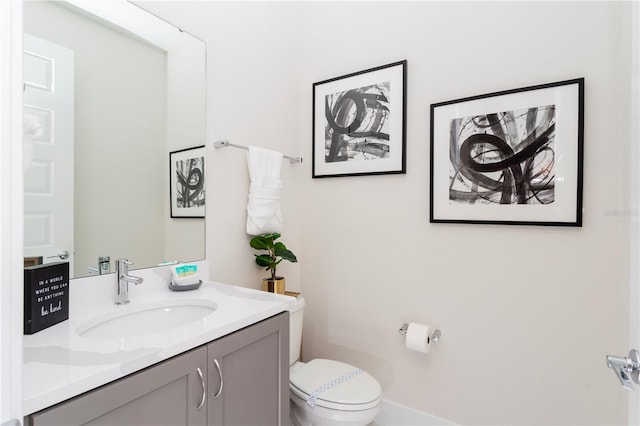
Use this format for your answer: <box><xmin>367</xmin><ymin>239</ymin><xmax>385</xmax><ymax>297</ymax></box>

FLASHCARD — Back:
<box><xmin>449</xmin><ymin>105</ymin><xmax>556</xmax><ymax>205</ymax></box>
<box><xmin>175</xmin><ymin>156</ymin><xmax>205</xmax><ymax>209</ymax></box>
<box><xmin>324</xmin><ymin>82</ymin><xmax>391</xmax><ymax>163</ymax></box>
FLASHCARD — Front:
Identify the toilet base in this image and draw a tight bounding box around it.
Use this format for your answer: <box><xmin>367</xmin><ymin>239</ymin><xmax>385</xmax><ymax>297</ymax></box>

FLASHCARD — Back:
<box><xmin>290</xmin><ymin>391</ymin><xmax>381</xmax><ymax>426</ymax></box>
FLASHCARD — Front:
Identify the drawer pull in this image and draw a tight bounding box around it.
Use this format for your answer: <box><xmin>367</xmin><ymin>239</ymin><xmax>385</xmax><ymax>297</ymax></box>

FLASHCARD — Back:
<box><xmin>213</xmin><ymin>359</ymin><xmax>223</xmax><ymax>399</ymax></box>
<box><xmin>196</xmin><ymin>367</ymin><xmax>206</xmax><ymax>410</ymax></box>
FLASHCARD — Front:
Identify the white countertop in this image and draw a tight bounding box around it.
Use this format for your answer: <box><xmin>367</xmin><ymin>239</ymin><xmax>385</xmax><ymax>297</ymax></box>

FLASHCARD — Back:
<box><xmin>23</xmin><ymin>261</ymin><xmax>295</xmax><ymax>415</ymax></box>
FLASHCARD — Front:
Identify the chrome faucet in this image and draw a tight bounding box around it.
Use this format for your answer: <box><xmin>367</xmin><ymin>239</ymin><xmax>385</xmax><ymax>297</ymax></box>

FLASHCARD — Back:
<box><xmin>88</xmin><ymin>256</ymin><xmax>112</xmax><ymax>275</ymax></box>
<box><xmin>115</xmin><ymin>259</ymin><xmax>143</xmax><ymax>305</ymax></box>
<box><xmin>606</xmin><ymin>349</ymin><xmax>640</xmax><ymax>390</ymax></box>
<box><xmin>98</xmin><ymin>256</ymin><xmax>111</xmax><ymax>275</ymax></box>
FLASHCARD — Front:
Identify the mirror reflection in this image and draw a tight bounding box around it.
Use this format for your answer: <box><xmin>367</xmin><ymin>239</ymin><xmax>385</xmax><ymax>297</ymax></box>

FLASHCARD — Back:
<box><xmin>23</xmin><ymin>0</ymin><xmax>206</xmax><ymax>279</ymax></box>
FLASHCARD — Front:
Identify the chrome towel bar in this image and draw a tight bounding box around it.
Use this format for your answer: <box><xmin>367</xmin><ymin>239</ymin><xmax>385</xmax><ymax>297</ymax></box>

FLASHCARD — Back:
<box><xmin>213</xmin><ymin>140</ymin><xmax>303</xmax><ymax>164</ymax></box>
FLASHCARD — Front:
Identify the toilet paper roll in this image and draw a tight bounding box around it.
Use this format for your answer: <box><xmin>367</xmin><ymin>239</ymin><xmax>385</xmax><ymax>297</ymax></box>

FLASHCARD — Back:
<box><xmin>405</xmin><ymin>322</ymin><xmax>431</xmax><ymax>354</ymax></box>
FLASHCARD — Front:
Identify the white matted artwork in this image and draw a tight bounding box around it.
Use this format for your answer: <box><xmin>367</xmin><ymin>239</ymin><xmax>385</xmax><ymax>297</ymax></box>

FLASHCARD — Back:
<box><xmin>312</xmin><ymin>60</ymin><xmax>406</xmax><ymax>178</ymax></box>
<box><xmin>170</xmin><ymin>145</ymin><xmax>205</xmax><ymax>218</ymax></box>
<box><xmin>430</xmin><ymin>78</ymin><xmax>584</xmax><ymax>226</ymax></box>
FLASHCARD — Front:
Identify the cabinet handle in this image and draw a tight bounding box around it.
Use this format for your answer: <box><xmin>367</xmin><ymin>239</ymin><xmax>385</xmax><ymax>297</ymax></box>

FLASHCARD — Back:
<box><xmin>213</xmin><ymin>359</ymin><xmax>223</xmax><ymax>399</ymax></box>
<box><xmin>196</xmin><ymin>367</ymin><xmax>206</xmax><ymax>410</ymax></box>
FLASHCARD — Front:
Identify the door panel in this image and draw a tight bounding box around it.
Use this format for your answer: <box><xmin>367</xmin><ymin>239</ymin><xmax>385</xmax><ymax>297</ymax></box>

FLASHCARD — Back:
<box><xmin>28</xmin><ymin>347</ymin><xmax>207</xmax><ymax>426</ymax></box>
<box><xmin>207</xmin><ymin>313</ymin><xmax>289</xmax><ymax>426</ymax></box>
<box><xmin>23</xmin><ymin>33</ymin><xmax>74</xmax><ymax>271</ymax></box>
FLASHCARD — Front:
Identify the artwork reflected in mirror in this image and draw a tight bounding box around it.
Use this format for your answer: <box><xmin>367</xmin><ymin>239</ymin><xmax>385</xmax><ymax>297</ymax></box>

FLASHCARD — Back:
<box><xmin>170</xmin><ymin>146</ymin><xmax>206</xmax><ymax>219</ymax></box>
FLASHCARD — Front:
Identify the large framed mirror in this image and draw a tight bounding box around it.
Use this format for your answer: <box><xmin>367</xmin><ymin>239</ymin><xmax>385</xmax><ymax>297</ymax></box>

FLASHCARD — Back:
<box><xmin>23</xmin><ymin>0</ymin><xmax>206</xmax><ymax>279</ymax></box>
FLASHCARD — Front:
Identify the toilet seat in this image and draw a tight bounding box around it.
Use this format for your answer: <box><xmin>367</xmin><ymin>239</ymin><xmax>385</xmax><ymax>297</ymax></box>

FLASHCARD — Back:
<box><xmin>289</xmin><ymin>359</ymin><xmax>382</xmax><ymax>411</ymax></box>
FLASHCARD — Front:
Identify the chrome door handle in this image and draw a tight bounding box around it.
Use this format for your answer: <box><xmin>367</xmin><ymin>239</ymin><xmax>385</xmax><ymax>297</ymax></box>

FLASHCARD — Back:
<box><xmin>213</xmin><ymin>359</ymin><xmax>223</xmax><ymax>399</ymax></box>
<box><xmin>47</xmin><ymin>250</ymin><xmax>70</xmax><ymax>260</ymax></box>
<box><xmin>606</xmin><ymin>349</ymin><xmax>640</xmax><ymax>390</ymax></box>
<box><xmin>196</xmin><ymin>367</ymin><xmax>206</xmax><ymax>410</ymax></box>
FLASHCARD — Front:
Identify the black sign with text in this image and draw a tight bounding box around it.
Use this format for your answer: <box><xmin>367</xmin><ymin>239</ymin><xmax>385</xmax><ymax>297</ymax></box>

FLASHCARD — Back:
<box><xmin>24</xmin><ymin>262</ymin><xmax>69</xmax><ymax>334</ymax></box>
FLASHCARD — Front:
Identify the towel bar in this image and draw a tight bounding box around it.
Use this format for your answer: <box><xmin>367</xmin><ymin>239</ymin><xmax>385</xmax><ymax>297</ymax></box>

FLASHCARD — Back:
<box><xmin>213</xmin><ymin>140</ymin><xmax>303</xmax><ymax>164</ymax></box>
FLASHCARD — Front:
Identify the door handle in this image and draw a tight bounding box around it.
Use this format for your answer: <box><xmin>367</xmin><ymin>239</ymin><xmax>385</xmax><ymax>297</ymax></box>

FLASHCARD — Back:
<box><xmin>606</xmin><ymin>349</ymin><xmax>640</xmax><ymax>390</ymax></box>
<box><xmin>47</xmin><ymin>250</ymin><xmax>70</xmax><ymax>260</ymax></box>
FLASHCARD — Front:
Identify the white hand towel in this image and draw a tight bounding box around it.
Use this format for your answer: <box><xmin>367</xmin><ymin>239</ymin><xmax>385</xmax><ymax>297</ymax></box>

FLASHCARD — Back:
<box><xmin>246</xmin><ymin>146</ymin><xmax>284</xmax><ymax>235</ymax></box>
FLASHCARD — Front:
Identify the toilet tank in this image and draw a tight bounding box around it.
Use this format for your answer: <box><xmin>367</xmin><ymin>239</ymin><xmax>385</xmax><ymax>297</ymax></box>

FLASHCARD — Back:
<box><xmin>288</xmin><ymin>296</ymin><xmax>305</xmax><ymax>365</ymax></box>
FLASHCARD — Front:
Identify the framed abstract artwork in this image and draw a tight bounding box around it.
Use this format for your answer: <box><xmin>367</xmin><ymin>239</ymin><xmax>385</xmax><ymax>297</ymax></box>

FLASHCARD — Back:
<box><xmin>170</xmin><ymin>145</ymin><xmax>205</xmax><ymax>218</ymax></box>
<box><xmin>430</xmin><ymin>78</ymin><xmax>584</xmax><ymax>226</ymax></box>
<box><xmin>312</xmin><ymin>60</ymin><xmax>407</xmax><ymax>178</ymax></box>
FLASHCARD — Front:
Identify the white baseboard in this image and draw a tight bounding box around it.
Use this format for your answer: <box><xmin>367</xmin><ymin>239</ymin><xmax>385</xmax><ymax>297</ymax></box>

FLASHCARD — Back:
<box><xmin>374</xmin><ymin>399</ymin><xmax>455</xmax><ymax>426</ymax></box>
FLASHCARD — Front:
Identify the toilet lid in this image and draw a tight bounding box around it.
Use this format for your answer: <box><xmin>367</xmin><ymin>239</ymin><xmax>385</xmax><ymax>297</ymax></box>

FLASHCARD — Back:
<box><xmin>290</xmin><ymin>359</ymin><xmax>382</xmax><ymax>411</ymax></box>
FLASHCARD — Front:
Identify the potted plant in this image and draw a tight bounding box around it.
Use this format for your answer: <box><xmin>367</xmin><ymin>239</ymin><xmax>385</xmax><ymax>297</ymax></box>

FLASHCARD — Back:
<box><xmin>250</xmin><ymin>233</ymin><xmax>297</xmax><ymax>294</ymax></box>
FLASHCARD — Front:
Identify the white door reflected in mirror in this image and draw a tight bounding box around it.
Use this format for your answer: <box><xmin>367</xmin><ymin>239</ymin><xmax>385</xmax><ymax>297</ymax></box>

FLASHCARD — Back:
<box><xmin>23</xmin><ymin>33</ymin><xmax>74</xmax><ymax>273</ymax></box>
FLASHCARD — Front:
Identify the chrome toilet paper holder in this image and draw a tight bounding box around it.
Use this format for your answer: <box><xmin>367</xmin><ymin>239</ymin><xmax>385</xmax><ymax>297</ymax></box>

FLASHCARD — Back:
<box><xmin>399</xmin><ymin>323</ymin><xmax>441</xmax><ymax>343</ymax></box>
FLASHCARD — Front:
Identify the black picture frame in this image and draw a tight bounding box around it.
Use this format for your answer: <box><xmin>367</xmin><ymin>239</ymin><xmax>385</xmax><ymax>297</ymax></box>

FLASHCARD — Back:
<box><xmin>312</xmin><ymin>60</ymin><xmax>407</xmax><ymax>178</ymax></box>
<box><xmin>430</xmin><ymin>78</ymin><xmax>584</xmax><ymax>226</ymax></box>
<box><xmin>170</xmin><ymin>145</ymin><xmax>206</xmax><ymax>218</ymax></box>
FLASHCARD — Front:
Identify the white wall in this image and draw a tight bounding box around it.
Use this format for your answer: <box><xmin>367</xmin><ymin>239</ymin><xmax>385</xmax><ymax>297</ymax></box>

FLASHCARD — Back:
<box><xmin>0</xmin><ymin>1</ymin><xmax>23</xmax><ymax>421</ymax></box>
<box><xmin>143</xmin><ymin>1</ymin><xmax>632</xmax><ymax>424</ymax></box>
<box><xmin>299</xmin><ymin>2</ymin><xmax>631</xmax><ymax>424</ymax></box>
<box><xmin>163</xmin><ymin>32</ymin><xmax>207</xmax><ymax>264</ymax></box>
<box><xmin>631</xmin><ymin>2</ymin><xmax>640</xmax><ymax>424</ymax></box>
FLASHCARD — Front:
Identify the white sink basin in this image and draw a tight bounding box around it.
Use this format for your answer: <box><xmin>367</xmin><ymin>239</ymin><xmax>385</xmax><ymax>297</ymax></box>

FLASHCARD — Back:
<box><xmin>76</xmin><ymin>299</ymin><xmax>218</xmax><ymax>339</ymax></box>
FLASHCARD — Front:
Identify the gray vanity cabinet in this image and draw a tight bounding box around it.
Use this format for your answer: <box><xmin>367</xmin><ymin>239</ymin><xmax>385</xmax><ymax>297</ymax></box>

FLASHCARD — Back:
<box><xmin>207</xmin><ymin>312</ymin><xmax>290</xmax><ymax>426</ymax></box>
<box><xmin>27</xmin><ymin>346</ymin><xmax>208</xmax><ymax>426</ymax></box>
<box><xmin>25</xmin><ymin>312</ymin><xmax>289</xmax><ymax>426</ymax></box>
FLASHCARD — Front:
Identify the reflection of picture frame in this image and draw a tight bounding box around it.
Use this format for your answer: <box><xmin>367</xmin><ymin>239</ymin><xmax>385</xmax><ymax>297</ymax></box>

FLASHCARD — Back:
<box><xmin>312</xmin><ymin>60</ymin><xmax>407</xmax><ymax>178</ymax></box>
<box><xmin>430</xmin><ymin>78</ymin><xmax>584</xmax><ymax>226</ymax></box>
<box><xmin>170</xmin><ymin>146</ymin><xmax>205</xmax><ymax>218</ymax></box>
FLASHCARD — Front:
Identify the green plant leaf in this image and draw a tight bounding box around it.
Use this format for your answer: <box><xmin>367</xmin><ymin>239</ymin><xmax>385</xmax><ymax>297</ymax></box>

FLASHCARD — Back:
<box><xmin>255</xmin><ymin>254</ymin><xmax>272</xmax><ymax>268</ymax></box>
<box><xmin>250</xmin><ymin>236</ymin><xmax>270</xmax><ymax>250</ymax></box>
<box><xmin>251</xmin><ymin>233</ymin><xmax>296</xmax><ymax>278</ymax></box>
<box><xmin>275</xmin><ymin>248</ymin><xmax>297</xmax><ymax>263</ymax></box>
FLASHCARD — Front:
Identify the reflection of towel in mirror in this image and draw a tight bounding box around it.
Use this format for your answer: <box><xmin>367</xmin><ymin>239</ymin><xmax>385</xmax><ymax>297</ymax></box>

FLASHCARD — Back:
<box><xmin>246</xmin><ymin>146</ymin><xmax>283</xmax><ymax>235</ymax></box>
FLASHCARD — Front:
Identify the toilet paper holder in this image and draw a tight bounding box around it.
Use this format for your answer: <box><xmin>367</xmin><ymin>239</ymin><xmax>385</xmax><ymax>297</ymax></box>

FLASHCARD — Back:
<box><xmin>399</xmin><ymin>323</ymin><xmax>441</xmax><ymax>343</ymax></box>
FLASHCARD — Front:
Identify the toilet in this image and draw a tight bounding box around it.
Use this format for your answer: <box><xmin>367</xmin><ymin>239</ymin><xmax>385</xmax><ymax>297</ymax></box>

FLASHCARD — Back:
<box><xmin>288</xmin><ymin>296</ymin><xmax>383</xmax><ymax>426</ymax></box>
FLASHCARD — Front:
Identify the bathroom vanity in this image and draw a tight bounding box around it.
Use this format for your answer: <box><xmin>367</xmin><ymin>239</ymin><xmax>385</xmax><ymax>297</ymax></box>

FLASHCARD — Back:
<box><xmin>22</xmin><ymin>263</ymin><xmax>293</xmax><ymax>426</ymax></box>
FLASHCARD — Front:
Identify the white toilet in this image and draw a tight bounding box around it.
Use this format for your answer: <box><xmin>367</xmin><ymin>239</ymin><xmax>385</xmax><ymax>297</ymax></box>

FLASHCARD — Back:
<box><xmin>288</xmin><ymin>296</ymin><xmax>383</xmax><ymax>426</ymax></box>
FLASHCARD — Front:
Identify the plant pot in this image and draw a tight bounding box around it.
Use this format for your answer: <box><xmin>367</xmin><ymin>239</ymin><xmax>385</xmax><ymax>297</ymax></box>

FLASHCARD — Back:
<box><xmin>262</xmin><ymin>277</ymin><xmax>285</xmax><ymax>294</ymax></box>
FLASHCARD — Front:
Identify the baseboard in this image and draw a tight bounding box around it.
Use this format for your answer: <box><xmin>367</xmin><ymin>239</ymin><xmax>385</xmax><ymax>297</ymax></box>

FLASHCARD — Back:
<box><xmin>374</xmin><ymin>399</ymin><xmax>455</xmax><ymax>426</ymax></box>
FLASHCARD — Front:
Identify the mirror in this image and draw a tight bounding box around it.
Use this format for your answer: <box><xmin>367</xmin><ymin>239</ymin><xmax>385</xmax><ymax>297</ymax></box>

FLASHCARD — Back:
<box><xmin>23</xmin><ymin>0</ymin><xmax>206</xmax><ymax>279</ymax></box>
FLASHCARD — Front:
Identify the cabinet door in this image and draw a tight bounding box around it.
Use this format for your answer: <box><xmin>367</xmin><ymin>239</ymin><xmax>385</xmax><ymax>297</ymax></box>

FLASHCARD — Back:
<box><xmin>207</xmin><ymin>312</ymin><xmax>289</xmax><ymax>426</ymax></box>
<box><xmin>28</xmin><ymin>347</ymin><xmax>208</xmax><ymax>426</ymax></box>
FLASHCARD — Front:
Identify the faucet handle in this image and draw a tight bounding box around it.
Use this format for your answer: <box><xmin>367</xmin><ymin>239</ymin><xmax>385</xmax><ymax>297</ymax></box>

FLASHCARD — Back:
<box><xmin>116</xmin><ymin>258</ymin><xmax>133</xmax><ymax>275</ymax></box>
